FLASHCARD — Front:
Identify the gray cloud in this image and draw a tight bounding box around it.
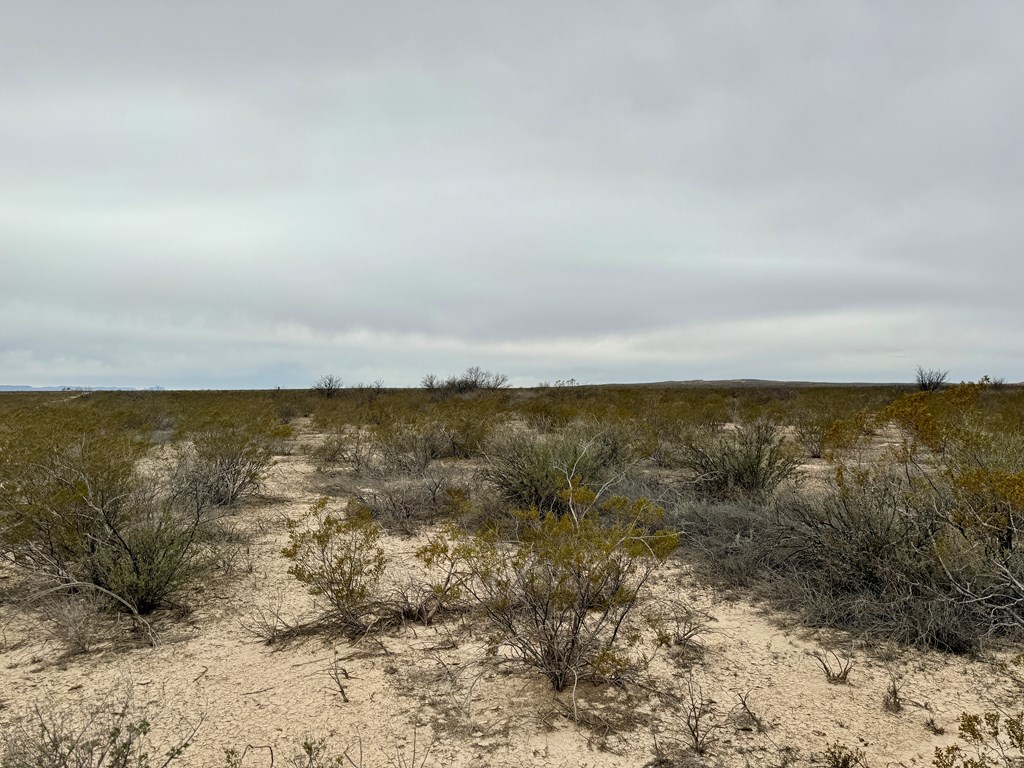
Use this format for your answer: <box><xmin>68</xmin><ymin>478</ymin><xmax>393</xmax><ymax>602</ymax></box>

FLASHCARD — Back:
<box><xmin>2</xmin><ymin>2</ymin><xmax>1021</xmax><ymax>387</ymax></box>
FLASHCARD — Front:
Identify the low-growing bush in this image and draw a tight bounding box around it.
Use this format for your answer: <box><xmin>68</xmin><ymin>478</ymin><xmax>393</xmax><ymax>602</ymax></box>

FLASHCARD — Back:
<box><xmin>0</xmin><ymin>682</ymin><xmax>202</xmax><ymax>768</ymax></box>
<box><xmin>369</xmin><ymin>420</ymin><xmax>450</xmax><ymax>475</ymax></box>
<box><xmin>676</xmin><ymin>461</ymin><xmax>1004</xmax><ymax>652</ymax></box>
<box><xmin>478</xmin><ymin>420</ymin><xmax>640</xmax><ymax>514</ymax></box>
<box><xmin>933</xmin><ymin>711</ymin><xmax>1024</xmax><ymax>768</ymax></box>
<box><xmin>0</xmin><ymin>419</ymin><xmax>229</xmax><ymax>615</ymax></box>
<box><xmin>350</xmin><ymin>473</ymin><xmax>470</xmax><ymax>535</ymax></box>
<box><xmin>282</xmin><ymin>498</ymin><xmax>389</xmax><ymax>635</ymax></box>
<box><xmin>174</xmin><ymin>405</ymin><xmax>291</xmax><ymax>507</ymax></box>
<box><xmin>424</xmin><ymin>487</ymin><xmax>678</xmax><ymax>690</ymax></box>
<box><xmin>305</xmin><ymin>430</ymin><xmax>351</xmax><ymax>472</ymax></box>
<box><xmin>672</xmin><ymin>420</ymin><xmax>800</xmax><ymax>500</ymax></box>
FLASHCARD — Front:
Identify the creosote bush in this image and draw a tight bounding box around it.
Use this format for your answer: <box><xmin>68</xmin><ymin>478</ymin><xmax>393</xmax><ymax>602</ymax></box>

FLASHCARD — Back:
<box><xmin>672</xmin><ymin>420</ymin><xmax>800</xmax><ymax>500</ymax></box>
<box><xmin>933</xmin><ymin>711</ymin><xmax>1024</xmax><ymax>768</ymax></box>
<box><xmin>0</xmin><ymin>413</ymin><xmax>230</xmax><ymax>615</ymax></box>
<box><xmin>174</xmin><ymin>405</ymin><xmax>291</xmax><ymax>507</ymax></box>
<box><xmin>283</xmin><ymin>498</ymin><xmax>389</xmax><ymax>635</ymax></box>
<box><xmin>422</xmin><ymin>482</ymin><xmax>678</xmax><ymax>691</ymax></box>
<box><xmin>479</xmin><ymin>420</ymin><xmax>641</xmax><ymax>514</ymax></box>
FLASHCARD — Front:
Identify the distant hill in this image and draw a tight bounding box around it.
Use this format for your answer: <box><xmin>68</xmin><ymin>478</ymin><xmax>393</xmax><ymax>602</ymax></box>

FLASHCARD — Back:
<box><xmin>592</xmin><ymin>379</ymin><xmax>909</xmax><ymax>388</ymax></box>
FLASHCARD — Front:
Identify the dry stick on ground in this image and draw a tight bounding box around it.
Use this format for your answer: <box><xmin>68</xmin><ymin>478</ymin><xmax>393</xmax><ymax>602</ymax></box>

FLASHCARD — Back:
<box><xmin>328</xmin><ymin>658</ymin><xmax>351</xmax><ymax>703</ymax></box>
<box><xmin>383</xmin><ymin>726</ymin><xmax>435</xmax><ymax>768</ymax></box>
<box><xmin>734</xmin><ymin>689</ymin><xmax>768</xmax><ymax>733</ymax></box>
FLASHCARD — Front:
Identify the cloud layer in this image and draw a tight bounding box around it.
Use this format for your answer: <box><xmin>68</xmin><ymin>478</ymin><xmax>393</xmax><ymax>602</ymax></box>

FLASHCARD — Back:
<box><xmin>3</xmin><ymin>2</ymin><xmax>1021</xmax><ymax>387</ymax></box>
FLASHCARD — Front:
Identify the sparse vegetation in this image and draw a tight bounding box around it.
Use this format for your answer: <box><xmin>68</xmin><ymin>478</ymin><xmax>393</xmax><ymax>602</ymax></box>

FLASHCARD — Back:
<box><xmin>421</xmin><ymin>483</ymin><xmax>678</xmax><ymax>690</ymax></box>
<box><xmin>0</xmin><ymin>682</ymin><xmax>202</xmax><ymax>768</ymax></box>
<box><xmin>3</xmin><ymin>378</ymin><xmax>1024</xmax><ymax>767</ymax></box>
<box><xmin>811</xmin><ymin>648</ymin><xmax>855</xmax><ymax>684</ymax></box>
<box><xmin>933</xmin><ymin>711</ymin><xmax>1024</xmax><ymax>767</ymax></box>
<box><xmin>174</xmin><ymin>404</ymin><xmax>290</xmax><ymax>507</ymax></box>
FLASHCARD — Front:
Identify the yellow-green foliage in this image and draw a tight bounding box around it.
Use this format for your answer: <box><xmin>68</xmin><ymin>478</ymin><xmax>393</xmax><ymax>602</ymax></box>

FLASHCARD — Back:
<box><xmin>282</xmin><ymin>498</ymin><xmax>387</xmax><ymax>632</ymax></box>
<box><xmin>0</xmin><ymin>405</ymin><xmax>148</xmax><ymax>571</ymax></box>
<box><xmin>934</xmin><ymin>711</ymin><xmax>1024</xmax><ymax>768</ymax></box>
<box><xmin>422</xmin><ymin>485</ymin><xmax>678</xmax><ymax>690</ymax></box>
<box><xmin>0</xmin><ymin>402</ymin><xmax>227</xmax><ymax>613</ymax></box>
<box><xmin>872</xmin><ymin>381</ymin><xmax>1024</xmax><ymax>553</ymax></box>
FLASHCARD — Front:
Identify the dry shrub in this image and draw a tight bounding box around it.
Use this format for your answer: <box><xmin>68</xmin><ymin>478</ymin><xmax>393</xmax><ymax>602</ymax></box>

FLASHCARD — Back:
<box><xmin>672</xmin><ymin>421</ymin><xmax>800</xmax><ymax>500</ymax></box>
<box><xmin>0</xmin><ymin>681</ymin><xmax>202</xmax><ymax>768</ymax></box>
<box><xmin>478</xmin><ymin>420</ymin><xmax>641</xmax><ymax>514</ymax></box>
<box><xmin>350</xmin><ymin>473</ymin><xmax>470</xmax><ymax>535</ymax></box>
<box><xmin>424</xmin><ymin>486</ymin><xmax>678</xmax><ymax>691</ymax></box>
<box><xmin>37</xmin><ymin>591</ymin><xmax>117</xmax><ymax>656</ymax></box>
<box><xmin>174</xmin><ymin>405</ymin><xmax>290</xmax><ymax>507</ymax></box>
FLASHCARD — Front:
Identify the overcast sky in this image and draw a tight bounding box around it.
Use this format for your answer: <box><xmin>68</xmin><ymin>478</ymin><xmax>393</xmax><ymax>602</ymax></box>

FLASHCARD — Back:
<box><xmin>2</xmin><ymin>2</ymin><xmax>1021</xmax><ymax>388</ymax></box>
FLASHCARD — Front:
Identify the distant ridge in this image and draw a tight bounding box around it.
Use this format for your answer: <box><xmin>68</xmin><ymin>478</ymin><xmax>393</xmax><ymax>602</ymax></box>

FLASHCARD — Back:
<box><xmin>592</xmin><ymin>379</ymin><xmax>909</xmax><ymax>388</ymax></box>
<box><xmin>593</xmin><ymin>379</ymin><xmax>1022</xmax><ymax>389</ymax></box>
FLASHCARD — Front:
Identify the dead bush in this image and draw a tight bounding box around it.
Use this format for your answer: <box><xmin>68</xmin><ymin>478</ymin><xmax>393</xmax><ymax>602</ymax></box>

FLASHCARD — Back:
<box><xmin>350</xmin><ymin>473</ymin><xmax>469</xmax><ymax>535</ymax></box>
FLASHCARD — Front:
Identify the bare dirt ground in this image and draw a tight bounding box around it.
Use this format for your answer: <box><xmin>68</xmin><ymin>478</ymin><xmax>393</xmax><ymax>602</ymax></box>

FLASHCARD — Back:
<box><xmin>1</xmin><ymin>431</ymin><xmax>1020</xmax><ymax>768</ymax></box>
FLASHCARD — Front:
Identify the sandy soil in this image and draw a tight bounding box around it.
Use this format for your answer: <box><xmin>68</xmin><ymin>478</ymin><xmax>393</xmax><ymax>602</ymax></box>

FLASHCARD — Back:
<box><xmin>1</xmin><ymin>430</ymin><xmax>1020</xmax><ymax>768</ymax></box>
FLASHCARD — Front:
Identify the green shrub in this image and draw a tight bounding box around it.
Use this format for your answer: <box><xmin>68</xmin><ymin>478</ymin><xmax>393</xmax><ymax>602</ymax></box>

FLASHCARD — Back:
<box><xmin>305</xmin><ymin>431</ymin><xmax>351</xmax><ymax>473</ymax></box>
<box><xmin>933</xmin><ymin>711</ymin><xmax>1024</xmax><ymax>768</ymax></box>
<box><xmin>0</xmin><ymin>417</ymin><xmax>226</xmax><ymax>615</ymax></box>
<box><xmin>823</xmin><ymin>741</ymin><xmax>869</xmax><ymax>768</ymax></box>
<box><xmin>425</xmin><ymin>487</ymin><xmax>678</xmax><ymax>690</ymax></box>
<box><xmin>282</xmin><ymin>499</ymin><xmax>388</xmax><ymax>635</ymax></box>
<box><xmin>478</xmin><ymin>420</ymin><xmax>640</xmax><ymax>514</ymax></box>
<box><xmin>674</xmin><ymin>421</ymin><xmax>800</xmax><ymax>500</ymax></box>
